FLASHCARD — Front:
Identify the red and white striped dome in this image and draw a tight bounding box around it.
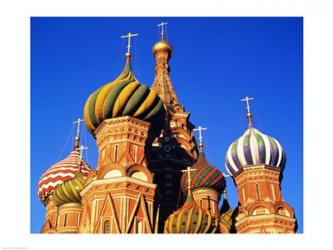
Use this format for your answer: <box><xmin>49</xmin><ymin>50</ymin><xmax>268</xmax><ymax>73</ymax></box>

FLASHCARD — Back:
<box><xmin>37</xmin><ymin>148</ymin><xmax>91</xmax><ymax>205</ymax></box>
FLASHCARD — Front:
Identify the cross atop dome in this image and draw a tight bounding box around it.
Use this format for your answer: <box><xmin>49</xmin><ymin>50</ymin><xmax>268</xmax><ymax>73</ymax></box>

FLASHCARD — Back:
<box><xmin>181</xmin><ymin>166</ymin><xmax>197</xmax><ymax>197</ymax></box>
<box><xmin>241</xmin><ymin>96</ymin><xmax>255</xmax><ymax>127</ymax></box>
<box><xmin>193</xmin><ymin>126</ymin><xmax>207</xmax><ymax>152</ymax></box>
<box><xmin>73</xmin><ymin>118</ymin><xmax>84</xmax><ymax>148</ymax></box>
<box><xmin>157</xmin><ymin>22</ymin><xmax>168</xmax><ymax>40</ymax></box>
<box><xmin>121</xmin><ymin>32</ymin><xmax>139</xmax><ymax>57</ymax></box>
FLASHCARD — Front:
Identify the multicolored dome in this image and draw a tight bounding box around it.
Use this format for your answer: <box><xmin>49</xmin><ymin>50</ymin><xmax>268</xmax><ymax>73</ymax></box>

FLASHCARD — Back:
<box><xmin>37</xmin><ymin>148</ymin><xmax>91</xmax><ymax>205</ymax></box>
<box><xmin>164</xmin><ymin>194</ymin><xmax>218</xmax><ymax>234</ymax></box>
<box><xmin>52</xmin><ymin>171</ymin><xmax>85</xmax><ymax>207</ymax></box>
<box><xmin>225</xmin><ymin>127</ymin><xmax>285</xmax><ymax>176</ymax></box>
<box><xmin>181</xmin><ymin>151</ymin><xmax>225</xmax><ymax>195</ymax></box>
<box><xmin>83</xmin><ymin>56</ymin><xmax>164</xmax><ymax>135</ymax></box>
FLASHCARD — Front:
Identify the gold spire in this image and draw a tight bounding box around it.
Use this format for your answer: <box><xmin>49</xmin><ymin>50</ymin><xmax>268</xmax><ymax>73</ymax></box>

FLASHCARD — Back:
<box><xmin>193</xmin><ymin>126</ymin><xmax>207</xmax><ymax>153</ymax></box>
<box><xmin>73</xmin><ymin>118</ymin><xmax>84</xmax><ymax>149</ymax></box>
<box><xmin>151</xmin><ymin>23</ymin><xmax>182</xmax><ymax>111</ymax></box>
<box><xmin>121</xmin><ymin>32</ymin><xmax>139</xmax><ymax>58</ymax></box>
<box><xmin>241</xmin><ymin>96</ymin><xmax>255</xmax><ymax>127</ymax></box>
<box><xmin>181</xmin><ymin>166</ymin><xmax>197</xmax><ymax>198</ymax></box>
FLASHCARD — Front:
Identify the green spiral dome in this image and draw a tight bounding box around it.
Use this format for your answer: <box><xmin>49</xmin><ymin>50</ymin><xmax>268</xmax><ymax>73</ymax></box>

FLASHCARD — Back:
<box><xmin>52</xmin><ymin>171</ymin><xmax>85</xmax><ymax>207</ymax></box>
<box><xmin>84</xmin><ymin>57</ymin><xmax>164</xmax><ymax>135</ymax></box>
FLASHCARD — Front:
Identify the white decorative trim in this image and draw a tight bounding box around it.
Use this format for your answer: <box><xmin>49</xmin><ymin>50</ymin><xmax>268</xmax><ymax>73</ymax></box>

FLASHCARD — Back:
<box><xmin>80</xmin><ymin>177</ymin><xmax>156</xmax><ymax>196</ymax></box>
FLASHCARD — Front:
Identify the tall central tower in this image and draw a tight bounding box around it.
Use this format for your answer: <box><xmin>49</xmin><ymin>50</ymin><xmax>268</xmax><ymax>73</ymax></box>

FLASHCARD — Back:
<box><xmin>148</xmin><ymin>23</ymin><xmax>198</xmax><ymax>231</ymax></box>
<box><xmin>81</xmin><ymin>33</ymin><xmax>165</xmax><ymax>233</ymax></box>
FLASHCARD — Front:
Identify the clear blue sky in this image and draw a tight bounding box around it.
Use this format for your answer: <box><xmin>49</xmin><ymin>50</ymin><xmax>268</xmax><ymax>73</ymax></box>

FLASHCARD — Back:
<box><xmin>31</xmin><ymin>17</ymin><xmax>303</xmax><ymax>233</ymax></box>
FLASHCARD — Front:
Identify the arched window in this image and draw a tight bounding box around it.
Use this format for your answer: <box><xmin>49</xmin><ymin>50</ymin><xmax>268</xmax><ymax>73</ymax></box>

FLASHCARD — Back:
<box><xmin>103</xmin><ymin>220</ymin><xmax>110</xmax><ymax>233</ymax></box>
<box><xmin>130</xmin><ymin>171</ymin><xmax>148</xmax><ymax>181</ymax></box>
<box><xmin>277</xmin><ymin>207</ymin><xmax>290</xmax><ymax>217</ymax></box>
<box><xmin>104</xmin><ymin>169</ymin><xmax>122</xmax><ymax>178</ymax></box>
<box><xmin>253</xmin><ymin>206</ymin><xmax>269</xmax><ymax>215</ymax></box>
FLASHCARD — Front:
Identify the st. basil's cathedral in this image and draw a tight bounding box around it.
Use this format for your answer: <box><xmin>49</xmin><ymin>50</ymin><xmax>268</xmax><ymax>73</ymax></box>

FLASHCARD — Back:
<box><xmin>36</xmin><ymin>23</ymin><xmax>297</xmax><ymax>234</ymax></box>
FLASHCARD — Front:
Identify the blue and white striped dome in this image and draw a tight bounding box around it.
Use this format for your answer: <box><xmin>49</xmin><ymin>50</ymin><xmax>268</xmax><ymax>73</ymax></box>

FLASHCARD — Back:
<box><xmin>225</xmin><ymin>127</ymin><xmax>285</xmax><ymax>176</ymax></box>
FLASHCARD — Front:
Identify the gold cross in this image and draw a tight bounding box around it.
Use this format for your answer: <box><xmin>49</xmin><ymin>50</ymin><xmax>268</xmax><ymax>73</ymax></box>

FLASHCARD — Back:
<box><xmin>157</xmin><ymin>22</ymin><xmax>168</xmax><ymax>40</ymax></box>
<box><xmin>121</xmin><ymin>32</ymin><xmax>139</xmax><ymax>55</ymax></box>
<box><xmin>73</xmin><ymin>118</ymin><xmax>84</xmax><ymax>137</ymax></box>
<box><xmin>193</xmin><ymin>126</ymin><xmax>207</xmax><ymax>146</ymax></box>
<box><xmin>241</xmin><ymin>96</ymin><xmax>254</xmax><ymax>113</ymax></box>
<box><xmin>181</xmin><ymin>166</ymin><xmax>197</xmax><ymax>194</ymax></box>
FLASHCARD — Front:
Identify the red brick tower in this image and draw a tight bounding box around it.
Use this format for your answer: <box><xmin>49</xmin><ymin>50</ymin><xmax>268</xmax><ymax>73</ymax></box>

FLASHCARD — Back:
<box><xmin>80</xmin><ymin>117</ymin><xmax>157</xmax><ymax>233</ymax></box>
<box><xmin>81</xmin><ymin>34</ymin><xmax>165</xmax><ymax>233</ymax></box>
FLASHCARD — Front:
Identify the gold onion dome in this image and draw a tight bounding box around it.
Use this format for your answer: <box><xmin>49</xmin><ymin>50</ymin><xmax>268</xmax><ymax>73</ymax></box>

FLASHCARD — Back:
<box><xmin>52</xmin><ymin>170</ymin><xmax>85</xmax><ymax>207</ymax></box>
<box><xmin>84</xmin><ymin>56</ymin><xmax>165</xmax><ymax>136</ymax></box>
<box><xmin>164</xmin><ymin>193</ymin><xmax>219</xmax><ymax>233</ymax></box>
<box><xmin>152</xmin><ymin>40</ymin><xmax>172</xmax><ymax>57</ymax></box>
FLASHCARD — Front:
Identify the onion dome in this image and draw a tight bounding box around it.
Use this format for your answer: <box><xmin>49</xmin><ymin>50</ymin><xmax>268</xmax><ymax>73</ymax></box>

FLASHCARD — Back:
<box><xmin>164</xmin><ymin>192</ymin><xmax>218</xmax><ymax>233</ymax></box>
<box><xmin>225</xmin><ymin>97</ymin><xmax>285</xmax><ymax>176</ymax></box>
<box><xmin>37</xmin><ymin>147</ymin><xmax>91</xmax><ymax>205</ymax></box>
<box><xmin>153</xmin><ymin>40</ymin><xmax>172</xmax><ymax>57</ymax></box>
<box><xmin>225</xmin><ymin>127</ymin><xmax>285</xmax><ymax>176</ymax></box>
<box><xmin>181</xmin><ymin>148</ymin><xmax>225</xmax><ymax>195</ymax></box>
<box><xmin>83</xmin><ymin>55</ymin><xmax>165</xmax><ymax>136</ymax></box>
<box><xmin>52</xmin><ymin>170</ymin><xmax>85</xmax><ymax>206</ymax></box>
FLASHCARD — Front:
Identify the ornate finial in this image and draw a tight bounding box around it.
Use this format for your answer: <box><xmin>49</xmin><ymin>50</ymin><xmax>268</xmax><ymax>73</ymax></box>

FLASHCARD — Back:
<box><xmin>73</xmin><ymin>118</ymin><xmax>84</xmax><ymax>148</ymax></box>
<box><xmin>181</xmin><ymin>166</ymin><xmax>197</xmax><ymax>197</ymax></box>
<box><xmin>241</xmin><ymin>96</ymin><xmax>255</xmax><ymax>127</ymax></box>
<box><xmin>157</xmin><ymin>22</ymin><xmax>168</xmax><ymax>40</ymax></box>
<box><xmin>121</xmin><ymin>32</ymin><xmax>139</xmax><ymax>57</ymax></box>
<box><xmin>193</xmin><ymin>126</ymin><xmax>207</xmax><ymax>153</ymax></box>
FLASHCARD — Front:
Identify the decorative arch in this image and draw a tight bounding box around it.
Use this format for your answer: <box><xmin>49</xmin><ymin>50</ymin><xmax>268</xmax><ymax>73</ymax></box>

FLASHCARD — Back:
<box><xmin>126</xmin><ymin>165</ymin><xmax>153</xmax><ymax>183</ymax></box>
<box><xmin>276</xmin><ymin>207</ymin><xmax>290</xmax><ymax>217</ymax></box>
<box><xmin>130</xmin><ymin>171</ymin><xmax>148</xmax><ymax>181</ymax></box>
<box><xmin>104</xmin><ymin>169</ymin><xmax>122</xmax><ymax>178</ymax></box>
<box><xmin>101</xmin><ymin>166</ymin><xmax>126</xmax><ymax>179</ymax></box>
<box><xmin>248</xmin><ymin>201</ymin><xmax>274</xmax><ymax>215</ymax></box>
<box><xmin>274</xmin><ymin>201</ymin><xmax>294</xmax><ymax>217</ymax></box>
<box><xmin>252</xmin><ymin>206</ymin><xmax>270</xmax><ymax>215</ymax></box>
